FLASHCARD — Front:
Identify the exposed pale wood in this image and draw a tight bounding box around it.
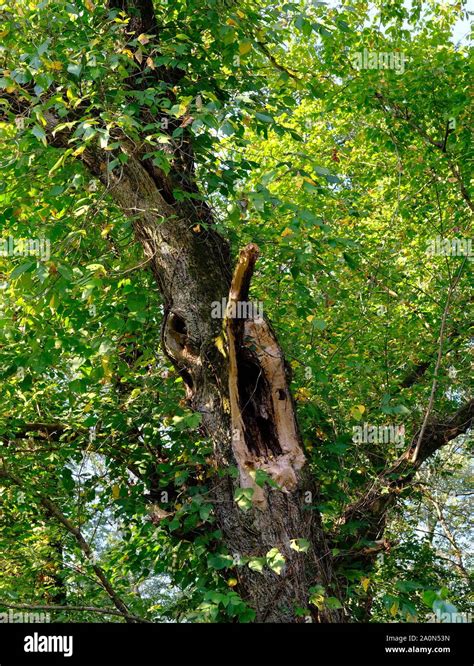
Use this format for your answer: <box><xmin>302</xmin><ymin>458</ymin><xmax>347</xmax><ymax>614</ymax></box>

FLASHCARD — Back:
<box><xmin>225</xmin><ymin>244</ymin><xmax>305</xmax><ymax>509</ymax></box>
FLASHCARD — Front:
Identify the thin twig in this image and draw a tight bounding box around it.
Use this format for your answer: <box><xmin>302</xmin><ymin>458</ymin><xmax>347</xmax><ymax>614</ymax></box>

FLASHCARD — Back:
<box><xmin>0</xmin><ymin>600</ymin><xmax>151</xmax><ymax>623</ymax></box>
<box><xmin>411</xmin><ymin>260</ymin><xmax>466</xmax><ymax>462</ymax></box>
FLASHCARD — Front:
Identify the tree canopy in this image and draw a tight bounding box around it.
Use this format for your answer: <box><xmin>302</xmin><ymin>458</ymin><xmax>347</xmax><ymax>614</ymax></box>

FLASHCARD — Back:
<box><xmin>0</xmin><ymin>0</ymin><xmax>472</xmax><ymax>624</ymax></box>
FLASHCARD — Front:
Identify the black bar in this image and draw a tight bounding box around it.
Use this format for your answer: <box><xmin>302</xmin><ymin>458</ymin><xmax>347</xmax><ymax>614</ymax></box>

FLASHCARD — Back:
<box><xmin>0</xmin><ymin>622</ymin><xmax>471</xmax><ymax>666</ymax></box>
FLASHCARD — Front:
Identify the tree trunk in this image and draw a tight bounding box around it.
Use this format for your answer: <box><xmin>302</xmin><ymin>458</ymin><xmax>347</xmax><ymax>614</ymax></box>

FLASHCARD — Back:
<box><xmin>2</xmin><ymin>0</ymin><xmax>472</xmax><ymax>626</ymax></box>
<box><xmin>74</xmin><ymin>144</ymin><xmax>342</xmax><ymax>621</ymax></box>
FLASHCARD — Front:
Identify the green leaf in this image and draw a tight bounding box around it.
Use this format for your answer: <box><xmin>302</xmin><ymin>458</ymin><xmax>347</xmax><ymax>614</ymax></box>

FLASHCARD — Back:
<box><xmin>31</xmin><ymin>125</ymin><xmax>47</xmax><ymax>146</ymax></box>
<box><xmin>57</xmin><ymin>264</ymin><xmax>73</xmax><ymax>281</ymax></box>
<box><xmin>234</xmin><ymin>487</ymin><xmax>254</xmax><ymax>511</ymax></box>
<box><xmin>392</xmin><ymin>404</ymin><xmax>411</xmax><ymax>414</ymax></box>
<box><xmin>343</xmin><ymin>252</ymin><xmax>360</xmax><ymax>270</ymax></box>
<box><xmin>290</xmin><ymin>538</ymin><xmax>310</xmax><ymax>553</ymax></box>
<box><xmin>10</xmin><ymin>260</ymin><xmax>35</xmax><ymax>279</ymax></box>
<box><xmin>67</xmin><ymin>63</ymin><xmax>82</xmax><ymax>77</ymax></box>
<box><xmin>266</xmin><ymin>547</ymin><xmax>285</xmax><ymax>575</ymax></box>
<box><xmin>312</xmin><ymin>318</ymin><xmax>326</xmax><ymax>330</ymax></box>
<box><xmin>314</xmin><ymin>166</ymin><xmax>331</xmax><ymax>176</ymax></box>
<box><xmin>325</xmin><ymin>597</ymin><xmax>343</xmax><ymax>610</ymax></box>
<box><xmin>199</xmin><ymin>504</ymin><xmax>213</xmax><ymax>521</ymax></box>
<box><xmin>208</xmin><ymin>553</ymin><xmax>234</xmax><ymax>570</ymax></box>
<box><xmin>255</xmin><ymin>112</ymin><xmax>274</xmax><ymax>124</ymax></box>
<box><xmin>247</xmin><ymin>557</ymin><xmax>266</xmax><ymax>573</ymax></box>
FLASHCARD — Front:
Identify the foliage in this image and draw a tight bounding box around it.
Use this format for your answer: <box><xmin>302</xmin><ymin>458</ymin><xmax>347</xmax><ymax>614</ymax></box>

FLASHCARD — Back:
<box><xmin>0</xmin><ymin>0</ymin><xmax>471</xmax><ymax>622</ymax></box>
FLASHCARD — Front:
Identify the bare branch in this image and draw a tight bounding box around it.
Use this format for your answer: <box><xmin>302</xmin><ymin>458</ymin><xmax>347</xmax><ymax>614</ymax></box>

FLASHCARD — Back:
<box><xmin>0</xmin><ymin>423</ymin><xmax>82</xmax><ymax>443</ymax></box>
<box><xmin>0</xmin><ymin>600</ymin><xmax>150</xmax><ymax>624</ymax></box>
<box><xmin>0</xmin><ymin>464</ymin><xmax>139</xmax><ymax>623</ymax></box>
<box><xmin>425</xmin><ymin>495</ymin><xmax>470</xmax><ymax>581</ymax></box>
<box><xmin>337</xmin><ymin>398</ymin><xmax>474</xmax><ymax>549</ymax></box>
<box><xmin>412</xmin><ymin>262</ymin><xmax>465</xmax><ymax>462</ymax></box>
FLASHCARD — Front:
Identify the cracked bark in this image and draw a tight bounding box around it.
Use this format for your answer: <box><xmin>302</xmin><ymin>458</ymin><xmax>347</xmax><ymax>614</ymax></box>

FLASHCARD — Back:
<box><xmin>3</xmin><ymin>93</ymin><xmax>342</xmax><ymax>617</ymax></box>
<box><xmin>225</xmin><ymin>244</ymin><xmax>306</xmax><ymax>509</ymax></box>
<box><xmin>3</xmin><ymin>3</ymin><xmax>471</xmax><ymax>620</ymax></box>
<box><xmin>2</xmin><ymin>0</ymin><xmax>472</xmax><ymax>622</ymax></box>
<box><xmin>39</xmin><ymin>126</ymin><xmax>340</xmax><ymax>621</ymax></box>
<box><xmin>127</xmin><ymin>176</ymin><xmax>341</xmax><ymax>620</ymax></box>
<box><xmin>123</xmin><ymin>175</ymin><xmax>340</xmax><ymax>621</ymax></box>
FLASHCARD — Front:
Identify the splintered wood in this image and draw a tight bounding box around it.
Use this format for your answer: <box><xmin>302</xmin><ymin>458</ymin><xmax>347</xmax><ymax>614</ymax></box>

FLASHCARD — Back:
<box><xmin>225</xmin><ymin>244</ymin><xmax>305</xmax><ymax>510</ymax></box>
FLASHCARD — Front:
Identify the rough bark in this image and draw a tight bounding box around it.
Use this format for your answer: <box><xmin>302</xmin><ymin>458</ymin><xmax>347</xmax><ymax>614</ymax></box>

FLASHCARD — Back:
<box><xmin>23</xmin><ymin>101</ymin><xmax>339</xmax><ymax>620</ymax></box>
<box><xmin>3</xmin><ymin>0</ymin><xmax>470</xmax><ymax>624</ymax></box>
<box><xmin>93</xmin><ymin>151</ymin><xmax>342</xmax><ymax>622</ymax></box>
<box><xmin>1</xmin><ymin>89</ymin><xmax>344</xmax><ymax>618</ymax></box>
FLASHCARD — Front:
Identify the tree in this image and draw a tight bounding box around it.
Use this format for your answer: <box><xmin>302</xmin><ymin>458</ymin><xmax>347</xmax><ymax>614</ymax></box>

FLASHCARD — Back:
<box><xmin>0</xmin><ymin>0</ymin><xmax>471</xmax><ymax>623</ymax></box>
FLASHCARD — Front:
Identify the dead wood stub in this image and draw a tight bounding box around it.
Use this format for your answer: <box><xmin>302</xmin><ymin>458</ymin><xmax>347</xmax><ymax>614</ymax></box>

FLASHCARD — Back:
<box><xmin>226</xmin><ymin>244</ymin><xmax>306</xmax><ymax>508</ymax></box>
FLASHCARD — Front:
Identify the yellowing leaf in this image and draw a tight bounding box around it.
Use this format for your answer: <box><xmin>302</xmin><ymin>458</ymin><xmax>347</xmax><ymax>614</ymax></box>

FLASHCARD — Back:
<box><xmin>112</xmin><ymin>484</ymin><xmax>120</xmax><ymax>499</ymax></box>
<box><xmin>306</xmin><ymin>315</ymin><xmax>314</xmax><ymax>323</ymax></box>
<box><xmin>137</xmin><ymin>33</ymin><xmax>150</xmax><ymax>45</ymax></box>
<box><xmin>227</xmin><ymin>578</ymin><xmax>238</xmax><ymax>587</ymax></box>
<box><xmin>281</xmin><ymin>227</ymin><xmax>293</xmax><ymax>238</ymax></box>
<box><xmin>350</xmin><ymin>404</ymin><xmax>366</xmax><ymax>420</ymax></box>
<box><xmin>146</xmin><ymin>56</ymin><xmax>155</xmax><ymax>70</ymax></box>
<box><xmin>48</xmin><ymin>150</ymin><xmax>71</xmax><ymax>176</ymax></box>
<box><xmin>235</xmin><ymin>487</ymin><xmax>254</xmax><ymax>512</ymax></box>
<box><xmin>86</xmin><ymin>263</ymin><xmax>107</xmax><ymax>275</ymax></box>
<box><xmin>101</xmin><ymin>356</ymin><xmax>112</xmax><ymax>380</ymax></box>
<box><xmin>101</xmin><ymin>224</ymin><xmax>113</xmax><ymax>238</ymax></box>
<box><xmin>309</xmin><ymin>585</ymin><xmax>326</xmax><ymax>610</ymax></box>
<box><xmin>215</xmin><ymin>334</ymin><xmax>227</xmax><ymax>358</ymax></box>
<box><xmin>290</xmin><ymin>538</ymin><xmax>310</xmax><ymax>553</ymax></box>
<box><xmin>295</xmin><ymin>387</ymin><xmax>311</xmax><ymax>402</ymax></box>
<box><xmin>46</xmin><ymin>60</ymin><xmax>63</xmax><ymax>71</ymax></box>
<box><xmin>248</xmin><ymin>557</ymin><xmax>265</xmax><ymax>573</ymax></box>
<box><xmin>266</xmin><ymin>547</ymin><xmax>286</xmax><ymax>575</ymax></box>
<box><xmin>361</xmin><ymin>577</ymin><xmax>370</xmax><ymax>592</ymax></box>
<box><xmin>85</xmin><ymin>0</ymin><xmax>95</xmax><ymax>10</ymax></box>
<box><xmin>239</xmin><ymin>41</ymin><xmax>252</xmax><ymax>56</ymax></box>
